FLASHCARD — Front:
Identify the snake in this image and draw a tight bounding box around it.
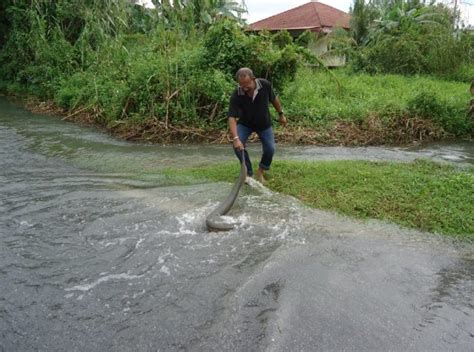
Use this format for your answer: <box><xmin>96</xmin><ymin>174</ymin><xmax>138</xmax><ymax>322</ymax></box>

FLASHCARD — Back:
<box><xmin>206</xmin><ymin>150</ymin><xmax>247</xmax><ymax>232</ymax></box>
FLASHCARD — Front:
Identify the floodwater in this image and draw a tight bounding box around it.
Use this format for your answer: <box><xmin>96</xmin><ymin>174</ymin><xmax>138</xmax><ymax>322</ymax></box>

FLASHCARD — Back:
<box><xmin>1</xmin><ymin>97</ymin><xmax>473</xmax><ymax>351</ymax></box>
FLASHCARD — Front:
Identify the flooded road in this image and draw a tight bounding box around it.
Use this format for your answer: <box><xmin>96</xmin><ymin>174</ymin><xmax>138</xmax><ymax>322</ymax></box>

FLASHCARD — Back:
<box><xmin>1</xmin><ymin>97</ymin><xmax>473</xmax><ymax>351</ymax></box>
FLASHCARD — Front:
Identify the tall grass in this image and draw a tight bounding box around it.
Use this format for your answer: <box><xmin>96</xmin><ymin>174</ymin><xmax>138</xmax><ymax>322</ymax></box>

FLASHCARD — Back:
<box><xmin>282</xmin><ymin>68</ymin><xmax>472</xmax><ymax>136</ymax></box>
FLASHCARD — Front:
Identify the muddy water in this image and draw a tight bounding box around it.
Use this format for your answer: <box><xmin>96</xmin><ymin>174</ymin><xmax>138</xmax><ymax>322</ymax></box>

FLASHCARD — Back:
<box><xmin>1</xmin><ymin>97</ymin><xmax>472</xmax><ymax>351</ymax></box>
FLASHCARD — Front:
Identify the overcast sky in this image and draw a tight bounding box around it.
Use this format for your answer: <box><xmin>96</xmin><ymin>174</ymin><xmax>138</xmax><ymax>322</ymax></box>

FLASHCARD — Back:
<box><xmin>243</xmin><ymin>0</ymin><xmax>473</xmax><ymax>26</ymax></box>
<box><xmin>243</xmin><ymin>0</ymin><xmax>350</xmax><ymax>23</ymax></box>
<box><xmin>138</xmin><ymin>1</ymin><xmax>474</xmax><ymax>26</ymax></box>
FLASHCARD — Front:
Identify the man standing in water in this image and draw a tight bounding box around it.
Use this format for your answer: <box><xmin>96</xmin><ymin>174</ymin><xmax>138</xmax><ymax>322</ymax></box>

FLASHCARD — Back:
<box><xmin>227</xmin><ymin>68</ymin><xmax>287</xmax><ymax>183</ymax></box>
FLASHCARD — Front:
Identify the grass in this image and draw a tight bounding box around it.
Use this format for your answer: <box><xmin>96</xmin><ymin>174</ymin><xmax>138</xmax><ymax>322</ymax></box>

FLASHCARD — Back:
<box><xmin>282</xmin><ymin>67</ymin><xmax>471</xmax><ymax>133</ymax></box>
<box><xmin>164</xmin><ymin>159</ymin><xmax>474</xmax><ymax>240</ymax></box>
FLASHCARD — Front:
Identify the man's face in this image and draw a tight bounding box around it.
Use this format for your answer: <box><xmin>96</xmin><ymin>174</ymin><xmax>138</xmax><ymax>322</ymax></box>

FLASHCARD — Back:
<box><xmin>238</xmin><ymin>75</ymin><xmax>255</xmax><ymax>93</ymax></box>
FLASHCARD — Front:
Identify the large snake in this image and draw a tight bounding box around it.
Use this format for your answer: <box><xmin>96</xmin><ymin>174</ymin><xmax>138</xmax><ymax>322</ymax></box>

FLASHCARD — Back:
<box><xmin>206</xmin><ymin>150</ymin><xmax>247</xmax><ymax>232</ymax></box>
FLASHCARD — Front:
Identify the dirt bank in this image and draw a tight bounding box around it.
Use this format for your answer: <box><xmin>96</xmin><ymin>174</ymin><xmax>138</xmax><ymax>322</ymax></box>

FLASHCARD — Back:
<box><xmin>21</xmin><ymin>96</ymin><xmax>458</xmax><ymax>146</ymax></box>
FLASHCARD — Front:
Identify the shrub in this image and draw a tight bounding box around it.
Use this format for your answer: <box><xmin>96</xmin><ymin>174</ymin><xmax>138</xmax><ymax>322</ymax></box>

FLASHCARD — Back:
<box><xmin>445</xmin><ymin>63</ymin><xmax>474</xmax><ymax>83</ymax></box>
<box><xmin>201</xmin><ymin>19</ymin><xmax>248</xmax><ymax>76</ymax></box>
<box><xmin>406</xmin><ymin>91</ymin><xmax>472</xmax><ymax>135</ymax></box>
<box><xmin>406</xmin><ymin>92</ymin><xmax>446</xmax><ymax>120</ymax></box>
<box><xmin>350</xmin><ymin>3</ymin><xmax>473</xmax><ymax>80</ymax></box>
<box><xmin>282</xmin><ymin>67</ymin><xmax>472</xmax><ymax>136</ymax></box>
<box><xmin>364</xmin><ymin>34</ymin><xmax>427</xmax><ymax>75</ymax></box>
<box><xmin>202</xmin><ymin>19</ymin><xmax>313</xmax><ymax>91</ymax></box>
<box><xmin>295</xmin><ymin>30</ymin><xmax>314</xmax><ymax>48</ymax></box>
<box><xmin>272</xmin><ymin>30</ymin><xmax>293</xmax><ymax>49</ymax></box>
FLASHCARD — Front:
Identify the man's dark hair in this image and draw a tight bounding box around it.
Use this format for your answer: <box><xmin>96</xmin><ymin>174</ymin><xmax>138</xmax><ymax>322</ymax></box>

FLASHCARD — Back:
<box><xmin>235</xmin><ymin>67</ymin><xmax>255</xmax><ymax>81</ymax></box>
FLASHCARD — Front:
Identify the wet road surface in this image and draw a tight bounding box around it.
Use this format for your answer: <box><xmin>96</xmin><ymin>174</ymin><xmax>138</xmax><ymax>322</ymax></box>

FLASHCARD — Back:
<box><xmin>1</xmin><ymin>97</ymin><xmax>473</xmax><ymax>351</ymax></box>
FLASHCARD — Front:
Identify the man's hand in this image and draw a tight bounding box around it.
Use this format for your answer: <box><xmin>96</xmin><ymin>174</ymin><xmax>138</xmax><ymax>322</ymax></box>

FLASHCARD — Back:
<box><xmin>279</xmin><ymin>114</ymin><xmax>287</xmax><ymax>127</ymax></box>
<box><xmin>233</xmin><ymin>138</ymin><xmax>244</xmax><ymax>150</ymax></box>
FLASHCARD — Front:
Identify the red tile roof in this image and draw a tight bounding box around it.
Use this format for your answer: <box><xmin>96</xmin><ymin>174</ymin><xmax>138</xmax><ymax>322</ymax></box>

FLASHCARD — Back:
<box><xmin>250</xmin><ymin>1</ymin><xmax>351</xmax><ymax>31</ymax></box>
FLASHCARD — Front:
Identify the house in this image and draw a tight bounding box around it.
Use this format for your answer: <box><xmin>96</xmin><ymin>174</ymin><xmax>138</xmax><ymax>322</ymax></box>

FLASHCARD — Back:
<box><xmin>249</xmin><ymin>0</ymin><xmax>351</xmax><ymax>67</ymax></box>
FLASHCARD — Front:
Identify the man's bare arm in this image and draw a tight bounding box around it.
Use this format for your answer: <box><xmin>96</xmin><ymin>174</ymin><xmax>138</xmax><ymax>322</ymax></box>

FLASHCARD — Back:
<box><xmin>271</xmin><ymin>97</ymin><xmax>283</xmax><ymax>113</ymax></box>
<box><xmin>271</xmin><ymin>97</ymin><xmax>287</xmax><ymax>127</ymax></box>
<box><xmin>229</xmin><ymin>117</ymin><xmax>238</xmax><ymax>139</ymax></box>
<box><xmin>229</xmin><ymin>117</ymin><xmax>244</xmax><ymax>150</ymax></box>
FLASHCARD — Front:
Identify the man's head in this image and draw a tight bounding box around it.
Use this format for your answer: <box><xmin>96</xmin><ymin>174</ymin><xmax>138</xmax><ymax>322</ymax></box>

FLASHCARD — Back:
<box><xmin>236</xmin><ymin>67</ymin><xmax>256</xmax><ymax>93</ymax></box>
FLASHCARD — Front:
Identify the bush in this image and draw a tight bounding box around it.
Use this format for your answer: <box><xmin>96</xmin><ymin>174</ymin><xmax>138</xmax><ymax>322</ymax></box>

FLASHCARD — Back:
<box><xmin>350</xmin><ymin>4</ymin><xmax>473</xmax><ymax>80</ymax></box>
<box><xmin>406</xmin><ymin>92</ymin><xmax>446</xmax><ymax>120</ymax></box>
<box><xmin>56</xmin><ymin>70</ymin><xmax>130</xmax><ymax>123</ymax></box>
<box><xmin>406</xmin><ymin>91</ymin><xmax>472</xmax><ymax>135</ymax></box>
<box><xmin>295</xmin><ymin>30</ymin><xmax>314</xmax><ymax>48</ymax></box>
<box><xmin>201</xmin><ymin>19</ymin><xmax>248</xmax><ymax>76</ymax></box>
<box><xmin>282</xmin><ymin>67</ymin><xmax>472</xmax><ymax>137</ymax></box>
<box><xmin>445</xmin><ymin>63</ymin><xmax>474</xmax><ymax>83</ymax></box>
<box><xmin>272</xmin><ymin>30</ymin><xmax>293</xmax><ymax>49</ymax></box>
<box><xmin>202</xmin><ymin>19</ymin><xmax>310</xmax><ymax>91</ymax></box>
<box><xmin>363</xmin><ymin>34</ymin><xmax>427</xmax><ymax>75</ymax></box>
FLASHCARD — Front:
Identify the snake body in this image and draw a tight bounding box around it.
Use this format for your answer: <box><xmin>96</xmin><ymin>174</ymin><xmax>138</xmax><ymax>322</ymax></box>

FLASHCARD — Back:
<box><xmin>206</xmin><ymin>151</ymin><xmax>247</xmax><ymax>232</ymax></box>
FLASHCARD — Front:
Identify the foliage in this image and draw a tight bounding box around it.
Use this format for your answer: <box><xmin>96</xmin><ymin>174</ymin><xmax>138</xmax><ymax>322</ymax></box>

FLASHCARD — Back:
<box><xmin>0</xmin><ymin>1</ymin><xmax>307</xmax><ymax>128</ymax></box>
<box><xmin>0</xmin><ymin>0</ymin><xmax>472</xmax><ymax>142</ymax></box>
<box><xmin>201</xmin><ymin>19</ymin><xmax>249</xmax><ymax>75</ymax></box>
<box><xmin>282</xmin><ymin>67</ymin><xmax>472</xmax><ymax>137</ymax></box>
<box><xmin>406</xmin><ymin>91</ymin><xmax>471</xmax><ymax>135</ymax></box>
<box><xmin>150</xmin><ymin>0</ymin><xmax>247</xmax><ymax>33</ymax></box>
<box><xmin>272</xmin><ymin>30</ymin><xmax>293</xmax><ymax>49</ymax></box>
<box><xmin>446</xmin><ymin>63</ymin><xmax>474</xmax><ymax>84</ymax></box>
<box><xmin>350</xmin><ymin>0</ymin><xmax>381</xmax><ymax>45</ymax></box>
<box><xmin>201</xmin><ymin>19</ymin><xmax>309</xmax><ymax>90</ymax></box>
<box><xmin>349</xmin><ymin>1</ymin><xmax>474</xmax><ymax>78</ymax></box>
<box><xmin>295</xmin><ymin>30</ymin><xmax>313</xmax><ymax>47</ymax></box>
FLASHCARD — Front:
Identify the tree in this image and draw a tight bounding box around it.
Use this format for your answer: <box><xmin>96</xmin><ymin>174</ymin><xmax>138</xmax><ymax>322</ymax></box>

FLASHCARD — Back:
<box><xmin>151</xmin><ymin>0</ymin><xmax>247</xmax><ymax>30</ymax></box>
<box><xmin>351</xmin><ymin>0</ymin><xmax>473</xmax><ymax>77</ymax></box>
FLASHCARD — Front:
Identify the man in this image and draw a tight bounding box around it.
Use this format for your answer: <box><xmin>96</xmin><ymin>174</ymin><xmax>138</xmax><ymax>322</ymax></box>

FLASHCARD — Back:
<box><xmin>227</xmin><ymin>68</ymin><xmax>287</xmax><ymax>183</ymax></box>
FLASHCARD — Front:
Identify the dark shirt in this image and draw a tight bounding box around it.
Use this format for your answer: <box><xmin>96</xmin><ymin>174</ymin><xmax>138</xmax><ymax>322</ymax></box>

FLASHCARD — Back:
<box><xmin>227</xmin><ymin>78</ymin><xmax>277</xmax><ymax>131</ymax></box>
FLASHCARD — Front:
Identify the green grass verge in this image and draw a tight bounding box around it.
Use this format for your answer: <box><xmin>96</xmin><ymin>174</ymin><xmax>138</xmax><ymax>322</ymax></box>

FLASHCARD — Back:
<box><xmin>165</xmin><ymin>159</ymin><xmax>474</xmax><ymax>239</ymax></box>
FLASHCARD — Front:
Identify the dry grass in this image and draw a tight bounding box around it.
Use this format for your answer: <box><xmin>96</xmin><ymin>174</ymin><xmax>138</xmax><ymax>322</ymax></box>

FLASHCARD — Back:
<box><xmin>21</xmin><ymin>96</ymin><xmax>450</xmax><ymax>146</ymax></box>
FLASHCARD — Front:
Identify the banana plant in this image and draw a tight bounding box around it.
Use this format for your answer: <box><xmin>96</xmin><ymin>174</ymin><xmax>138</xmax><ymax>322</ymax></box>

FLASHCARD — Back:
<box><xmin>151</xmin><ymin>0</ymin><xmax>246</xmax><ymax>28</ymax></box>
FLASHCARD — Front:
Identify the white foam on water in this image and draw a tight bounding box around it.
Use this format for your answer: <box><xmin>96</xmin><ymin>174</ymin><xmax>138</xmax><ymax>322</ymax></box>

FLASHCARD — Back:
<box><xmin>245</xmin><ymin>177</ymin><xmax>274</xmax><ymax>195</ymax></box>
<box><xmin>135</xmin><ymin>237</ymin><xmax>145</xmax><ymax>248</ymax></box>
<box><xmin>176</xmin><ymin>212</ymin><xmax>199</xmax><ymax>235</ymax></box>
<box><xmin>219</xmin><ymin>215</ymin><xmax>237</xmax><ymax>222</ymax></box>
<box><xmin>65</xmin><ymin>273</ymin><xmax>143</xmax><ymax>292</ymax></box>
<box><xmin>132</xmin><ymin>289</ymin><xmax>146</xmax><ymax>299</ymax></box>
<box><xmin>443</xmin><ymin>155</ymin><xmax>463</xmax><ymax>161</ymax></box>
<box><xmin>159</xmin><ymin>265</ymin><xmax>171</xmax><ymax>276</ymax></box>
<box><xmin>234</xmin><ymin>214</ymin><xmax>251</xmax><ymax>228</ymax></box>
<box><xmin>157</xmin><ymin>249</ymin><xmax>171</xmax><ymax>264</ymax></box>
<box><xmin>19</xmin><ymin>220</ymin><xmax>33</xmax><ymax>227</ymax></box>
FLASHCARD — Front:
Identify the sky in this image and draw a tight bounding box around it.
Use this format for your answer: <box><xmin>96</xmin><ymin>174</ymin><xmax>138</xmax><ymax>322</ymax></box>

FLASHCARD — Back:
<box><xmin>243</xmin><ymin>0</ymin><xmax>473</xmax><ymax>26</ymax></box>
<box><xmin>243</xmin><ymin>0</ymin><xmax>351</xmax><ymax>23</ymax></box>
<box><xmin>138</xmin><ymin>0</ymin><xmax>474</xmax><ymax>27</ymax></box>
